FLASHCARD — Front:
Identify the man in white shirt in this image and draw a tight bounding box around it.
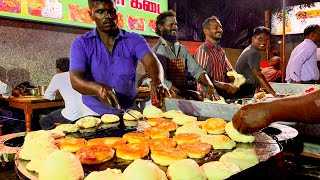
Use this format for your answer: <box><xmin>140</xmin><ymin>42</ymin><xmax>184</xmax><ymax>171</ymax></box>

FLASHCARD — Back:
<box><xmin>0</xmin><ymin>80</ymin><xmax>11</xmax><ymax>98</ymax></box>
<box><xmin>39</xmin><ymin>57</ymin><xmax>97</xmax><ymax>130</ymax></box>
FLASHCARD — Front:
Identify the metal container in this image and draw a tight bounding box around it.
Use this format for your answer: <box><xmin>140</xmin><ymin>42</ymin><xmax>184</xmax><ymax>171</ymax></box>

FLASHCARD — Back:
<box><xmin>38</xmin><ymin>85</ymin><xmax>48</xmax><ymax>96</ymax></box>
<box><xmin>26</xmin><ymin>88</ymin><xmax>38</xmax><ymax>96</ymax></box>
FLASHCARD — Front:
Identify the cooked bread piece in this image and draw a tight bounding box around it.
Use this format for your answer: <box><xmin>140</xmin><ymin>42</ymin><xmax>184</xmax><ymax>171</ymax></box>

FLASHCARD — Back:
<box><xmin>201</xmin><ymin>161</ymin><xmax>241</xmax><ymax>180</ymax></box>
<box><xmin>175</xmin><ymin>125</ymin><xmax>207</xmax><ymax>136</ymax></box>
<box><xmin>97</xmin><ymin>122</ymin><xmax>120</xmax><ymax>129</ymax></box>
<box><xmin>26</xmin><ymin>154</ymin><xmax>48</xmax><ymax>173</ymax></box>
<box><xmin>167</xmin><ymin>159</ymin><xmax>206</xmax><ymax>180</ymax></box>
<box><xmin>87</xmin><ymin>137</ymin><xmax>126</xmax><ymax>149</ymax></box>
<box><xmin>23</xmin><ymin>130</ymin><xmax>55</xmax><ymax>145</ymax></box>
<box><xmin>143</xmin><ymin>105</ymin><xmax>164</xmax><ymax>118</ymax></box>
<box><xmin>19</xmin><ymin>142</ymin><xmax>58</xmax><ymax>161</ymax></box>
<box><xmin>76</xmin><ymin>145</ymin><xmax>115</xmax><ymax>164</ymax></box>
<box><xmin>85</xmin><ymin>168</ymin><xmax>122</xmax><ymax>180</ymax></box>
<box><xmin>144</xmin><ymin>127</ymin><xmax>170</xmax><ymax>139</ymax></box>
<box><xmin>76</xmin><ymin>116</ymin><xmax>101</xmax><ymax>129</ymax></box>
<box><xmin>163</xmin><ymin>110</ymin><xmax>184</xmax><ymax>119</ymax></box>
<box><xmin>254</xmin><ymin>91</ymin><xmax>266</xmax><ymax>100</ymax></box>
<box><xmin>151</xmin><ymin>147</ymin><xmax>187</xmax><ymax>166</ymax></box>
<box><xmin>47</xmin><ymin>129</ymin><xmax>66</xmax><ymax>139</ymax></box>
<box><xmin>55</xmin><ymin>124</ymin><xmax>80</xmax><ymax>133</ymax></box>
<box><xmin>219</xmin><ymin>148</ymin><xmax>259</xmax><ymax>170</ymax></box>
<box><xmin>123</xmin><ymin>110</ymin><xmax>143</xmax><ymax>120</ymax></box>
<box><xmin>173</xmin><ymin>133</ymin><xmax>201</xmax><ymax>144</ymax></box>
<box><xmin>122</xmin><ymin>159</ymin><xmax>167</xmax><ymax>180</ymax></box>
<box><xmin>148</xmin><ymin>138</ymin><xmax>177</xmax><ymax>151</ymax></box>
<box><xmin>227</xmin><ymin>70</ymin><xmax>246</xmax><ymax>88</ymax></box>
<box><xmin>116</xmin><ymin>143</ymin><xmax>149</xmax><ymax>160</ymax></box>
<box><xmin>200</xmin><ymin>135</ymin><xmax>236</xmax><ymax>150</ymax></box>
<box><xmin>123</xmin><ymin>120</ymin><xmax>139</xmax><ymax>127</ymax></box>
<box><xmin>147</xmin><ymin>118</ymin><xmax>166</xmax><ymax>126</ymax></box>
<box><xmin>101</xmin><ymin>114</ymin><xmax>120</xmax><ymax>123</ymax></box>
<box><xmin>177</xmin><ymin>142</ymin><xmax>211</xmax><ymax>158</ymax></box>
<box><xmin>203</xmin><ymin>96</ymin><xmax>227</xmax><ymax>104</ymax></box>
<box><xmin>202</xmin><ymin>118</ymin><xmax>227</xmax><ymax>134</ymax></box>
<box><xmin>172</xmin><ymin>114</ymin><xmax>197</xmax><ymax>125</ymax></box>
<box><xmin>39</xmin><ymin>150</ymin><xmax>84</xmax><ymax>180</ymax></box>
<box><xmin>225</xmin><ymin>121</ymin><xmax>255</xmax><ymax>143</ymax></box>
<box><xmin>153</xmin><ymin>120</ymin><xmax>178</xmax><ymax>132</ymax></box>
<box><xmin>123</xmin><ymin>132</ymin><xmax>150</xmax><ymax>143</ymax></box>
<box><xmin>55</xmin><ymin>137</ymin><xmax>87</xmax><ymax>153</ymax></box>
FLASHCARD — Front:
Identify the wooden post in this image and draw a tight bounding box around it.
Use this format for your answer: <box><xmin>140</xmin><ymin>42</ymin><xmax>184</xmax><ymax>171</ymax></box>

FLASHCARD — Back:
<box><xmin>281</xmin><ymin>0</ymin><xmax>286</xmax><ymax>83</ymax></box>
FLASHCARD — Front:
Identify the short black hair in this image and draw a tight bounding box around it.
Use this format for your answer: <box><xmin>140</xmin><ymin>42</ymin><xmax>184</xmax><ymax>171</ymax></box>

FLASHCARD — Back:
<box><xmin>252</xmin><ymin>26</ymin><xmax>270</xmax><ymax>37</ymax></box>
<box><xmin>56</xmin><ymin>57</ymin><xmax>70</xmax><ymax>72</ymax></box>
<box><xmin>88</xmin><ymin>0</ymin><xmax>115</xmax><ymax>8</ymax></box>
<box><xmin>155</xmin><ymin>10</ymin><xmax>176</xmax><ymax>36</ymax></box>
<box><xmin>303</xmin><ymin>24</ymin><xmax>320</xmax><ymax>38</ymax></box>
<box><xmin>202</xmin><ymin>15</ymin><xmax>219</xmax><ymax>30</ymax></box>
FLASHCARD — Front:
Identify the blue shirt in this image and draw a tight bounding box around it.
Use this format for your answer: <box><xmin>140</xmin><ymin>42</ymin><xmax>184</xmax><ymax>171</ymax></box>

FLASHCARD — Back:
<box><xmin>286</xmin><ymin>39</ymin><xmax>319</xmax><ymax>82</ymax></box>
<box><xmin>70</xmin><ymin>29</ymin><xmax>152</xmax><ymax>115</ymax></box>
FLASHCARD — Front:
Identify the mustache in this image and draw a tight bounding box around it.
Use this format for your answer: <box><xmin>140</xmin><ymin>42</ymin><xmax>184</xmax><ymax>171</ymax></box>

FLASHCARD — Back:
<box><xmin>103</xmin><ymin>19</ymin><xmax>115</xmax><ymax>24</ymax></box>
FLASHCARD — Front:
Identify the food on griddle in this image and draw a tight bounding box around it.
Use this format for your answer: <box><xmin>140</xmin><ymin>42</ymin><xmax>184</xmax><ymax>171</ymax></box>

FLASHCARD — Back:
<box><xmin>254</xmin><ymin>91</ymin><xmax>266</xmax><ymax>100</ymax></box>
<box><xmin>153</xmin><ymin>120</ymin><xmax>178</xmax><ymax>132</ymax></box>
<box><xmin>173</xmin><ymin>133</ymin><xmax>201</xmax><ymax>145</ymax></box>
<box><xmin>225</xmin><ymin>121</ymin><xmax>255</xmax><ymax>143</ymax></box>
<box><xmin>26</xmin><ymin>154</ymin><xmax>48</xmax><ymax>173</ymax></box>
<box><xmin>123</xmin><ymin>110</ymin><xmax>143</xmax><ymax>120</ymax></box>
<box><xmin>143</xmin><ymin>105</ymin><xmax>164</xmax><ymax>118</ymax></box>
<box><xmin>200</xmin><ymin>135</ymin><xmax>236</xmax><ymax>150</ymax></box>
<box><xmin>101</xmin><ymin>114</ymin><xmax>120</xmax><ymax>123</ymax></box>
<box><xmin>175</xmin><ymin>125</ymin><xmax>207</xmax><ymax>136</ymax></box>
<box><xmin>147</xmin><ymin>118</ymin><xmax>166</xmax><ymax>126</ymax></box>
<box><xmin>123</xmin><ymin>120</ymin><xmax>139</xmax><ymax>127</ymax></box>
<box><xmin>38</xmin><ymin>150</ymin><xmax>84</xmax><ymax>180</ymax></box>
<box><xmin>202</xmin><ymin>118</ymin><xmax>227</xmax><ymax>135</ymax></box>
<box><xmin>87</xmin><ymin>137</ymin><xmax>127</xmax><ymax>149</ymax></box>
<box><xmin>55</xmin><ymin>137</ymin><xmax>87</xmax><ymax>153</ymax></box>
<box><xmin>219</xmin><ymin>148</ymin><xmax>259</xmax><ymax>170</ymax></box>
<box><xmin>163</xmin><ymin>110</ymin><xmax>184</xmax><ymax>119</ymax></box>
<box><xmin>76</xmin><ymin>116</ymin><xmax>101</xmax><ymax>129</ymax></box>
<box><xmin>144</xmin><ymin>127</ymin><xmax>170</xmax><ymax>139</ymax></box>
<box><xmin>97</xmin><ymin>121</ymin><xmax>120</xmax><ymax>129</ymax></box>
<box><xmin>167</xmin><ymin>159</ymin><xmax>206</xmax><ymax>180</ymax></box>
<box><xmin>122</xmin><ymin>159</ymin><xmax>167</xmax><ymax>180</ymax></box>
<box><xmin>148</xmin><ymin>138</ymin><xmax>177</xmax><ymax>151</ymax></box>
<box><xmin>47</xmin><ymin>129</ymin><xmax>66</xmax><ymax>139</ymax></box>
<box><xmin>227</xmin><ymin>70</ymin><xmax>246</xmax><ymax>88</ymax></box>
<box><xmin>76</xmin><ymin>145</ymin><xmax>115</xmax><ymax>165</ymax></box>
<box><xmin>201</xmin><ymin>161</ymin><xmax>241</xmax><ymax>180</ymax></box>
<box><xmin>20</xmin><ymin>141</ymin><xmax>58</xmax><ymax>161</ymax></box>
<box><xmin>116</xmin><ymin>143</ymin><xmax>149</xmax><ymax>160</ymax></box>
<box><xmin>150</xmin><ymin>147</ymin><xmax>187</xmax><ymax>166</ymax></box>
<box><xmin>177</xmin><ymin>142</ymin><xmax>211</xmax><ymax>159</ymax></box>
<box><xmin>55</xmin><ymin>124</ymin><xmax>80</xmax><ymax>133</ymax></box>
<box><xmin>122</xmin><ymin>132</ymin><xmax>150</xmax><ymax>143</ymax></box>
<box><xmin>172</xmin><ymin>114</ymin><xmax>197</xmax><ymax>125</ymax></box>
<box><xmin>85</xmin><ymin>168</ymin><xmax>122</xmax><ymax>180</ymax></box>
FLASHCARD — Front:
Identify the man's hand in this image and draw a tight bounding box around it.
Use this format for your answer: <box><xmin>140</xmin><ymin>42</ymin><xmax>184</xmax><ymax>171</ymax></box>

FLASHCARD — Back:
<box><xmin>150</xmin><ymin>83</ymin><xmax>171</xmax><ymax>107</ymax></box>
<box><xmin>206</xmin><ymin>84</ymin><xmax>220</xmax><ymax>101</ymax></box>
<box><xmin>232</xmin><ymin>103</ymin><xmax>273</xmax><ymax>133</ymax></box>
<box><xmin>97</xmin><ymin>84</ymin><xmax>121</xmax><ymax>109</ymax></box>
<box><xmin>224</xmin><ymin>83</ymin><xmax>238</xmax><ymax>94</ymax></box>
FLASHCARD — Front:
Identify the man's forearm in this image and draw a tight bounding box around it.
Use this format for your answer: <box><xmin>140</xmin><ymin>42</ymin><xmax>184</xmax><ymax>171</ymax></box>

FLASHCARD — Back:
<box><xmin>198</xmin><ymin>73</ymin><xmax>213</xmax><ymax>87</ymax></box>
<box><xmin>70</xmin><ymin>70</ymin><xmax>101</xmax><ymax>95</ymax></box>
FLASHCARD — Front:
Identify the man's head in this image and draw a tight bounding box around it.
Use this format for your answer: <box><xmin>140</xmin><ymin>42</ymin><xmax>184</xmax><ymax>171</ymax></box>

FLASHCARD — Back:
<box><xmin>202</xmin><ymin>16</ymin><xmax>223</xmax><ymax>43</ymax></box>
<box><xmin>88</xmin><ymin>0</ymin><xmax>118</xmax><ymax>33</ymax></box>
<box><xmin>251</xmin><ymin>26</ymin><xmax>270</xmax><ymax>51</ymax></box>
<box><xmin>156</xmin><ymin>10</ymin><xmax>178</xmax><ymax>42</ymax></box>
<box><xmin>304</xmin><ymin>24</ymin><xmax>320</xmax><ymax>45</ymax></box>
<box><xmin>56</xmin><ymin>57</ymin><xmax>70</xmax><ymax>73</ymax></box>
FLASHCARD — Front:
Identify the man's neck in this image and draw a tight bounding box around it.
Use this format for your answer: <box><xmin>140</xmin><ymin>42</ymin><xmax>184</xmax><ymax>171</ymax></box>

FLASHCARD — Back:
<box><xmin>165</xmin><ymin>39</ymin><xmax>175</xmax><ymax>50</ymax></box>
<box><xmin>206</xmin><ymin>37</ymin><xmax>219</xmax><ymax>46</ymax></box>
<box><xmin>98</xmin><ymin>28</ymin><xmax>119</xmax><ymax>42</ymax></box>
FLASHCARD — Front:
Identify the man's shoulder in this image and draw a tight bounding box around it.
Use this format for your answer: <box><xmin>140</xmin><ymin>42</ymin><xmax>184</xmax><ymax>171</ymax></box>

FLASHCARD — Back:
<box><xmin>122</xmin><ymin>30</ymin><xmax>144</xmax><ymax>40</ymax></box>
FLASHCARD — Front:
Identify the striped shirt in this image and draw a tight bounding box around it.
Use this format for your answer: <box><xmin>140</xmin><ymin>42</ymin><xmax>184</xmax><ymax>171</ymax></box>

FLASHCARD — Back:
<box><xmin>194</xmin><ymin>40</ymin><xmax>233</xmax><ymax>82</ymax></box>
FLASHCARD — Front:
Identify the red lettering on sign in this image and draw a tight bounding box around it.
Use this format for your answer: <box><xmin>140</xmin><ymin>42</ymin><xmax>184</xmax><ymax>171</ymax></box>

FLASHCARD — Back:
<box><xmin>116</xmin><ymin>0</ymin><xmax>125</xmax><ymax>6</ymax></box>
<box><xmin>130</xmin><ymin>0</ymin><xmax>142</xmax><ymax>9</ymax></box>
<box><xmin>130</xmin><ymin>0</ymin><xmax>161</xmax><ymax>14</ymax></box>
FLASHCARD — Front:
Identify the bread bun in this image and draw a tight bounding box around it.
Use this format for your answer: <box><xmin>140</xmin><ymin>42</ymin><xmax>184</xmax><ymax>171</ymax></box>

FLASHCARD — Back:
<box><xmin>151</xmin><ymin>147</ymin><xmax>187</xmax><ymax>166</ymax></box>
<box><xmin>200</xmin><ymin>135</ymin><xmax>236</xmax><ymax>150</ymax></box>
<box><xmin>227</xmin><ymin>70</ymin><xmax>246</xmax><ymax>88</ymax></box>
<box><xmin>76</xmin><ymin>145</ymin><xmax>115</xmax><ymax>164</ymax></box>
<box><xmin>123</xmin><ymin>110</ymin><xmax>143</xmax><ymax>120</ymax></box>
<box><xmin>173</xmin><ymin>133</ymin><xmax>201</xmax><ymax>145</ymax></box>
<box><xmin>219</xmin><ymin>148</ymin><xmax>259</xmax><ymax>170</ymax></box>
<box><xmin>144</xmin><ymin>127</ymin><xmax>169</xmax><ymax>139</ymax></box>
<box><xmin>147</xmin><ymin>118</ymin><xmax>166</xmax><ymax>126</ymax></box>
<box><xmin>143</xmin><ymin>105</ymin><xmax>164</xmax><ymax>118</ymax></box>
<box><xmin>123</xmin><ymin>132</ymin><xmax>150</xmax><ymax>143</ymax></box>
<box><xmin>116</xmin><ymin>143</ymin><xmax>149</xmax><ymax>160</ymax></box>
<box><xmin>97</xmin><ymin>122</ymin><xmax>120</xmax><ymax>129</ymax></box>
<box><xmin>177</xmin><ymin>142</ymin><xmax>211</xmax><ymax>159</ymax></box>
<box><xmin>123</xmin><ymin>120</ymin><xmax>139</xmax><ymax>127</ymax></box>
<box><xmin>47</xmin><ymin>129</ymin><xmax>66</xmax><ymax>139</ymax></box>
<box><xmin>122</xmin><ymin>159</ymin><xmax>167</xmax><ymax>180</ymax></box>
<box><xmin>175</xmin><ymin>125</ymin><xmax>207</xmax><ymax>136</ymax></box>
<box><xmin>87</xmin><ymin>137</ymin><xmax>126</xmax><ymax>149</ymax></box>
<box><xmin>163</xmin><ymin>110</ymin><xmax>184</xmax><ymax>119</ymax></box>
<box><xmin>201</xmin><ymin>161</ymin><xmax>241</xmax><ymax>180</ymax></box>
<box><xmin>101</xmin><ymin>114</ymin><xmax>120</xmax><ymax>123</ymax></box>
<box><xmin>225</xmin><ymin>121</ymin><xmax>255</xmax><ymax>143</ymax></box>
<box><xmin>20</xmin><ymin>142</ymin><xmax>58</xmax><ymax>161</ymax></box>
<box><xmin>85</xmin><ymin>168</ymin><xmax>122</xmax><ymax>180</ymax></box>
<box><xmin>39</xmin><ymin>150</ymin><xmax>84</xmax><ymax>180</ymax></box>
<box><xmin>202</xmin><ymin>118</ymin><xmax>227</xmax><ymax>134</ymax></box>
<box><xmin>148</xmin><ymin>138</ymin><xmax>176</xmax><ymax>151</ymax></box>
<box><xmin>167</xmin><ymin>159</ymin><xmax>206</xmax><ymax>180</ymax></box>
<box><xmin>76</xmin><ymin>116</ymin><xmax>101</xmax><ymax>128</ymax></box>
<box><xmin>55</xmin><ymin>137</ymin><xmax>87</xmax><ymax>153</ymax></box>
<box><xmin>153</xmin><ymin>120</ymin><xmax>178</xmax><ymax>132</ymax></box>
<box><xmin>172</xmin><ymin>114</ymin><xmax>197</xmax><ymax>125</ymax></box>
